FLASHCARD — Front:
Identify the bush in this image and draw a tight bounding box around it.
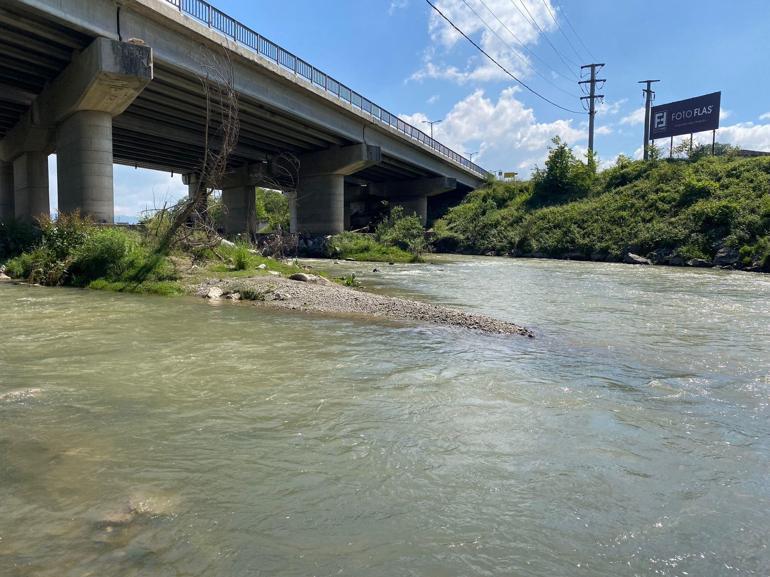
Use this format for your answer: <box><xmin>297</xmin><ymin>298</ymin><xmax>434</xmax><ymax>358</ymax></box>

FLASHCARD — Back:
<box><xmin>375</xmin><ymin>206</ymin><xmax>427</xmax><ymax>256</ymax></box>
<box><xmin>0</xmin><ymin>219</ymin><xmax>40</xmax><ymax>261</ymax></box>
<box><xmin>327</xmin><ymin>231</ymin><xmax>415</xmax><ymax>263</ymax></box>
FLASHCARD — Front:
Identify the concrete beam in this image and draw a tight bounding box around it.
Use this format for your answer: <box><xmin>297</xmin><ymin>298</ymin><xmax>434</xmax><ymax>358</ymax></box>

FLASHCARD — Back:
<box><xmin>1</xmin><ymin>37</ymin><xmax>153</xmax><ymax>162</ymax></box>
<box><xmin>299</xmin><ymin>144</ymin><xmax>381</xmax><ymax>177</ymax></box>
<box><xmin>370</xmin><ymin>176</ymin><xmax>457</xmax><ymax>198</ymax></box>
<box><xmin>0</xmin><ymin>161</ymin><xmax>14</xmax><ymax>221</ymax></box>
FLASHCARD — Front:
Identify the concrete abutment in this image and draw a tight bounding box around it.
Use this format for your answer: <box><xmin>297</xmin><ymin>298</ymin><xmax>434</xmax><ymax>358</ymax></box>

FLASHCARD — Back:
<box><xmin>12</xmin><ymin>152</ymin><xmax>49</xmax><ymax>222</ymax></box>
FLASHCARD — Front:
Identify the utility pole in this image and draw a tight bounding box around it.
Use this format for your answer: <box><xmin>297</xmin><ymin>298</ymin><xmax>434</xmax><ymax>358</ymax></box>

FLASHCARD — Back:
<box><xmin>579</xmin><ymin>63</ymin><xmax>605</xmax><ymax>156</ymax></box>
<box><xmin>638</xmin><ymin>79</ymin><xmax>659</xmax><ymax>160</ymax></box>
<box><xmin>422</xmin><ymin>119</ymin><xmax>442</xmax><ymax>139</ymax></box>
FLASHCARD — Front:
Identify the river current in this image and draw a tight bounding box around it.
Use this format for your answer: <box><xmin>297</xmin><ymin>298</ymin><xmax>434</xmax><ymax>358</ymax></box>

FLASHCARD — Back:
<box><xmin>1</xmin><ymin>256</ymin><xmax>768</xmax><ymax>576</ymax></box>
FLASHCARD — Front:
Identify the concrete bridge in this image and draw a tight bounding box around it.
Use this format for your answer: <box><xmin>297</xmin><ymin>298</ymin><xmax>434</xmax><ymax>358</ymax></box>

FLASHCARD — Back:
<box><xmin>0</xmin><ymin>0</ymin><xmax>488</xmax><ymax>235</ymax></box>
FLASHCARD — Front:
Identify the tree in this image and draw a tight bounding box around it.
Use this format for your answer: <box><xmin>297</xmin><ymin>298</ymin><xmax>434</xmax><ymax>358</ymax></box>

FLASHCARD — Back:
<box><xmin>530</xmin><ymin>137</ymin><xmax>594</xmax><ymax>206</ymax></box>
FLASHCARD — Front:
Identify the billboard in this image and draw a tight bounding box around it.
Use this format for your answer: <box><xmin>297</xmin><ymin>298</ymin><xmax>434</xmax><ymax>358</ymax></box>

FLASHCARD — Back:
<box><xmin>650</xmin><ymin>91</ymin><xmax>721</xmax><ymax>139</ymax></box>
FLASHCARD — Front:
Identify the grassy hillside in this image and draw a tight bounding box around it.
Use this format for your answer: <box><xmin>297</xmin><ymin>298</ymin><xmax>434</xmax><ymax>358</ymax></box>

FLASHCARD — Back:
<box><xmin>433</xmin><ymin>145</ymin><xmax>770</xmax><ymax>271</ymax></box>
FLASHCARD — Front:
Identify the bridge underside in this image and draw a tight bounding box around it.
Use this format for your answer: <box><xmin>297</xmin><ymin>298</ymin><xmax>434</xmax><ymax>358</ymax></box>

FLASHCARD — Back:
<box><xmin>0</xmin><ymin>0</ymin><xmax>484</xmax><ymax>234</ymax></box>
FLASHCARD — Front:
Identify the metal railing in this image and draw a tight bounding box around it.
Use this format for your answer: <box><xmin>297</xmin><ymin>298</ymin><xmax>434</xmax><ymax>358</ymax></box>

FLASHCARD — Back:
<box><xmin>163</xmin><ymin>0</ymin><xmax>490</xmax><ymax>178</ymax></box>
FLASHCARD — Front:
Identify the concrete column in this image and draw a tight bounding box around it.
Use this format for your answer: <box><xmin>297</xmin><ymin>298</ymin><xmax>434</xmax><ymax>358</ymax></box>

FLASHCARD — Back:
<box><xmin>221</xmin><ymin>184</ymin><xmax>256</xmax><ymax>236</ymax></box>
<box><xmin>13</xmin><ymin>152</ymin><xmax>49</xmax><ymax>222</ymax></box>
<box><xmin>57</xmin><ymin>111</ymin><xmax>113</xmax><ymax>222</ymax></box>
<box><xmin>294</xmin><ymin>144</ymin><xmax>381</xmax><ymax>235</ymax></box>
<box><xmin>0</xmin><ymin>161</ymin><xmax>13</xmax><ymax>221</ymax></box>
<box><xmin>392</xmin><ymin>195</ymin><xmax>428</xmax><ymax>226</ymax></box>
<box><xmin>295</xmin><ymin>174</ymin><xmax>345</xmax><ymax>235</ymax></box>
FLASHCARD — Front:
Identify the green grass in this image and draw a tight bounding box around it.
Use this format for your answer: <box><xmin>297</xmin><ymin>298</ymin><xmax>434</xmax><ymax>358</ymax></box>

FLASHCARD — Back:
<box><xmin>327</xmin><ymin>231</ymin><xmax>419</xmax><ymax>263</ymax></box>
<box><xmin>88</xmin><ymin>279</ymin><xmax>184</xmax><ymax>296</ymax></box>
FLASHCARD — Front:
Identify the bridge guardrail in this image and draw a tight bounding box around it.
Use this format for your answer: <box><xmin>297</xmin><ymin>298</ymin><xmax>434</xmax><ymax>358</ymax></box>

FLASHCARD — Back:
<box><xmin>164</xmin><ymin>0</ymin><xmax>490</xmax><ymax>179</ymax></box>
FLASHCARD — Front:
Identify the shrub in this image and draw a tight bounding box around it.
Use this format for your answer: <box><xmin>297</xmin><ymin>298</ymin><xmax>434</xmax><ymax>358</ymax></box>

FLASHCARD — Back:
<box><xmin>375</xmin><ymin>206</ymin><xmax>427</xmax><ymax>256</ymax></box>
<box><xmin>0</xmin><ymin>219</ymin><xmax>40</xmax><ymax>261</ymax></box>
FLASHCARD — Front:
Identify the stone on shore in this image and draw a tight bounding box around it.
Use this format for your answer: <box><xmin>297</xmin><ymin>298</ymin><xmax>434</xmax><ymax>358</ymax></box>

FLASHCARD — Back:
<box><xmin>206</xmin><ymin>286</ymin><xmax>224</xmax><ymax>299</ymax></box>
<box><xmin>624</xmin><ymin>252</ymin><xmax>652</xmax><ymax>265</ymax></box>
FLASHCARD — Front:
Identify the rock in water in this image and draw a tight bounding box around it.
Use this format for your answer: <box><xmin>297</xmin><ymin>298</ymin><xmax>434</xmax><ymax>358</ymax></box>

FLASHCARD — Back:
<box><xmin>687</xmin><ymin>258</ymin><xmax>713</xmax><ymax>268</ymax></box>
<box><xmin>623</xmin><ymin>252</ymin><xmax>652</xmax><ymax>265</ymax></box>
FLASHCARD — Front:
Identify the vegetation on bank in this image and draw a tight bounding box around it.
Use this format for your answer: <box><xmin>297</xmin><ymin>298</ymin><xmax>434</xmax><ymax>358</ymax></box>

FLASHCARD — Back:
<box><xmin>432</xmin><ymin>139</ymin><xmax>770</xmax><ymax>271</ymax></box>
<box><xmin>0</xmin><ymin>208</ymin><xmax>307</xmax><ymax>294</ymax></box>
<box><xmin>327</xmin><ymin>206</ymin><xmax>427</xmax><ymax>263</ymax></box>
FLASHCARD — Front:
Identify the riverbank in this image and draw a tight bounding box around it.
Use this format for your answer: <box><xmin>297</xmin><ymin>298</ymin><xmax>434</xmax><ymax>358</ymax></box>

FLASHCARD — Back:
<box><xmin>429</xmin><ymin>149</ymin><xmax>770</xmax><ymax>273</ymax></box>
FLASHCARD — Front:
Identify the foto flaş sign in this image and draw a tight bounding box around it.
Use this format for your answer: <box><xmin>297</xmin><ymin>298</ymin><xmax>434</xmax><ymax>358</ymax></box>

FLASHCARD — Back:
<box><xmin>650</xmin><ymin>91</ymin><xmax>721</xmax><ymax>139</ymax></box>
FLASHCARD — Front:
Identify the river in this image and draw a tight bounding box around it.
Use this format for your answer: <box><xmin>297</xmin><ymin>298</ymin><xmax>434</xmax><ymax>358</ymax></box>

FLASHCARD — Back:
<box><xmin>1</xmin><ymin>256</ymin><xmax>768</xmax><ymax>576</ymax></box>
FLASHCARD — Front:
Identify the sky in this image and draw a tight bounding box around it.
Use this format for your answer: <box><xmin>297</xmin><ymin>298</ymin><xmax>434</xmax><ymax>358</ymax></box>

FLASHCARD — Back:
<box><xmin>59</xmin><ymin>0</ymin><xmax>770</xmax><ymax>217</ymax></box>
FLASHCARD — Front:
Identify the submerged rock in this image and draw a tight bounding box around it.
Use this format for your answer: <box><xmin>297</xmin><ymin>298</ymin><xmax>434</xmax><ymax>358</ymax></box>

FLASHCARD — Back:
<box><xmin>0</xmin><ymin>388</ymin><xmax>43</xmax><ymax>402</ymax></box>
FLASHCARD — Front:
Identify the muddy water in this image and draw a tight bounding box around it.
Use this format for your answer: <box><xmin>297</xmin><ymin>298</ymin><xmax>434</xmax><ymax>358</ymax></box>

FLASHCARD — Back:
<box><xmin>1</xmin><ymin>257</ymin><xmax>768</xmax><ymax>576</ymax></box>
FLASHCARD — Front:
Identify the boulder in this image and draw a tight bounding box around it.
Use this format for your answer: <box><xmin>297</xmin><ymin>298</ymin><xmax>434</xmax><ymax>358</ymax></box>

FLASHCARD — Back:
<box><xmin>687</xmin><ymin>258</ymin><xmax>713</xmax><ymax>268</ymax></box>
<box><xmin>289</xmin><ymin>272</ymin><xmax>316</xmax><ymax>282</ymax></box>
<box><xmin>0</xmin><ymin>272</ymin><xmax>10</xmax><ymax>281</ymax></box>
<box><xmin>226</xmin><ymin>292</ymin><xmax>241</xmax><ymax>301</ymax></box>
<box><xmin>623</xmin><ymin>252</ymin><xmax>652</xmax><ymax>265</ymax></box>
<box><xmin>257</xmin><ymin>263</ymin><xmax>267</xmax><ymax>270</ymax></box>
<box><xmin>714</xmin><ymin>247</ymin><xmax>739</xmax><ymax>267</ymax></box>
<box><xmin>206</xmin><ymin>286</ymin><xmax>224</xmax><ymax>299</ymax></box>
<box><xmin>668</xmin><ymin>254</ymin><xmax>685</xmax><ymax>266</ymax></box>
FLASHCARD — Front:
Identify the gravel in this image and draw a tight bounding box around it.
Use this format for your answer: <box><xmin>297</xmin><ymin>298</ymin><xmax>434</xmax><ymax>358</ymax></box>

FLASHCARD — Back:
<box><xmin>194</xmin><ymin>275</ymin><xmax>533</xmax><ymax>337</ymax></box>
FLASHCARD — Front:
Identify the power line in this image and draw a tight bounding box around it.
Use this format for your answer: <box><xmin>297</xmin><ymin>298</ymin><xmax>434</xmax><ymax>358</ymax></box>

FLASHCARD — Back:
<box><xmin>462</xmin><ymin>0</ymin><xmax>580</xmax><ymax>99</ymax></box>
<box><xmin>475</xmin><ymin>0</ymin><xmax>577</xmax><ymax>85</ymax></box>
<box><xmin>424</xmin><ymin>0</ymin><xmax>585</xmax><ymax>115</ymax></box>
<box><xmin>553</xmin><ymin>1</ymin><xmax>596</xmax><ymax>62</ymax></box>
<box><xmin>540</xmin><ymin>0</ymin><xmax>584</xmax><ymax>64</ymax></box>
<box><xmin>507</xmin><ymin>0</ymin><xmax>580</xmax><ymax>77</ymax></box>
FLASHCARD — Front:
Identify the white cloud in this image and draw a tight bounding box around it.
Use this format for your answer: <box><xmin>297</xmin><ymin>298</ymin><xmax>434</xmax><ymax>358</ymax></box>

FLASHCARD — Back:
<box><xmin>720</xmin><ymin>108</ymin><xmax>731</xmax><ymax>120</ymax></box>
<box><xmin>595</xmin><ymin>125</ymin><xmax>613</xmax><ymax>135</ymax></box>
<box><xmin>427</xmin><ymin>94</ymin><xmax>440</xmax><ymax>105</ymax></box>
<box><xmin>388</xmin><ymin>0</ymin><xmax>409</xmax><ymax>15</ymax></box>
<box><xmin>759</xmin><ymin>112</ymin><xmax>770</xmax><ymax>121</ymax></box>
<box><xmin>711</xmin><ymin>122</ymin><xmax>770</xmax><ymax>151</ymax></box>
<box><xmin>620</xmin><ymin>106</ymin><xmax>645</xmax><ymax>126</ymax></box>
<box><xmin>411</xmin><ymin>0</ymin><xmax>560</xmax><ymax>85</ymax></box>
<box><xmin>400</xmin><ymin>86</ymin><xmax>583</xmax><ymax>174</ymax></box>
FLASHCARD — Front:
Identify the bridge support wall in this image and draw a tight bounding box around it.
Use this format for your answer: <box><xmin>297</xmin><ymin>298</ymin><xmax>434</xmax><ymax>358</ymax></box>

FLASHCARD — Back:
<box><xmin>391</xmin><ymin>195</ymin><xmax>428</xmax><ymax>226</ymax></box>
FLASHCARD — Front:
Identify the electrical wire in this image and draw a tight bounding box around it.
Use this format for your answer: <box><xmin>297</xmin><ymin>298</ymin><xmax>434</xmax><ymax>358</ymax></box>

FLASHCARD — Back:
<box><xmin>424</xmin><ymin>0</ymin><xmax>586</xmax><ymax>115</ymax></box>
<box><xmin>461</xmin><ymin>0</ymin><xmax>580</xmax><ymax>98</ymax></box>
<box><xmin>540</xmin><ymin>0</ymin><xmax>584</xmax><ymax>64</ymax></box>
<box><xmin>508</xmin><ymin>0</ymin><xmax>579</xmax><ymax>76</ymax></box>
<box><xmin>475</xmin><ymin>0</ymin><xmax>577</xmax><ymax>85</ymax></box>
<box><xmin>554</xmin><ymin>1</ymin><xmax>596</xmax><ymax>62</ymax></box>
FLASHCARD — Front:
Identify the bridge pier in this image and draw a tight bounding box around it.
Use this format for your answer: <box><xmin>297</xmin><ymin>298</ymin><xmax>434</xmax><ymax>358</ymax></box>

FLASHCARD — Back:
<box><xmin>293</xmin><ymin>144</ymin><xmax>381</xmax><ymax>235</ymax></box>
<box><xmin>57</xmin><ymin>111</ymin><xmax>113</xmax><ymax>222</ymax></box>
<box><xmin>0</xmin><ymin>37</ymin><xmax>151</xmax><ymax>224</ymax></box>
<box><xmin>0</xmin><ymin>161</ymin><xmax>14</xmax><ymax>221</ymax></box>
<box><xmin>13</xmin><ymin>152</ymin><xmax>49</xmax><ymax>222</ymax></box>
<box><xmin>371</xmin><ymin>177</ymin><xmax>456</xmax><ymax>227</ymax></box>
